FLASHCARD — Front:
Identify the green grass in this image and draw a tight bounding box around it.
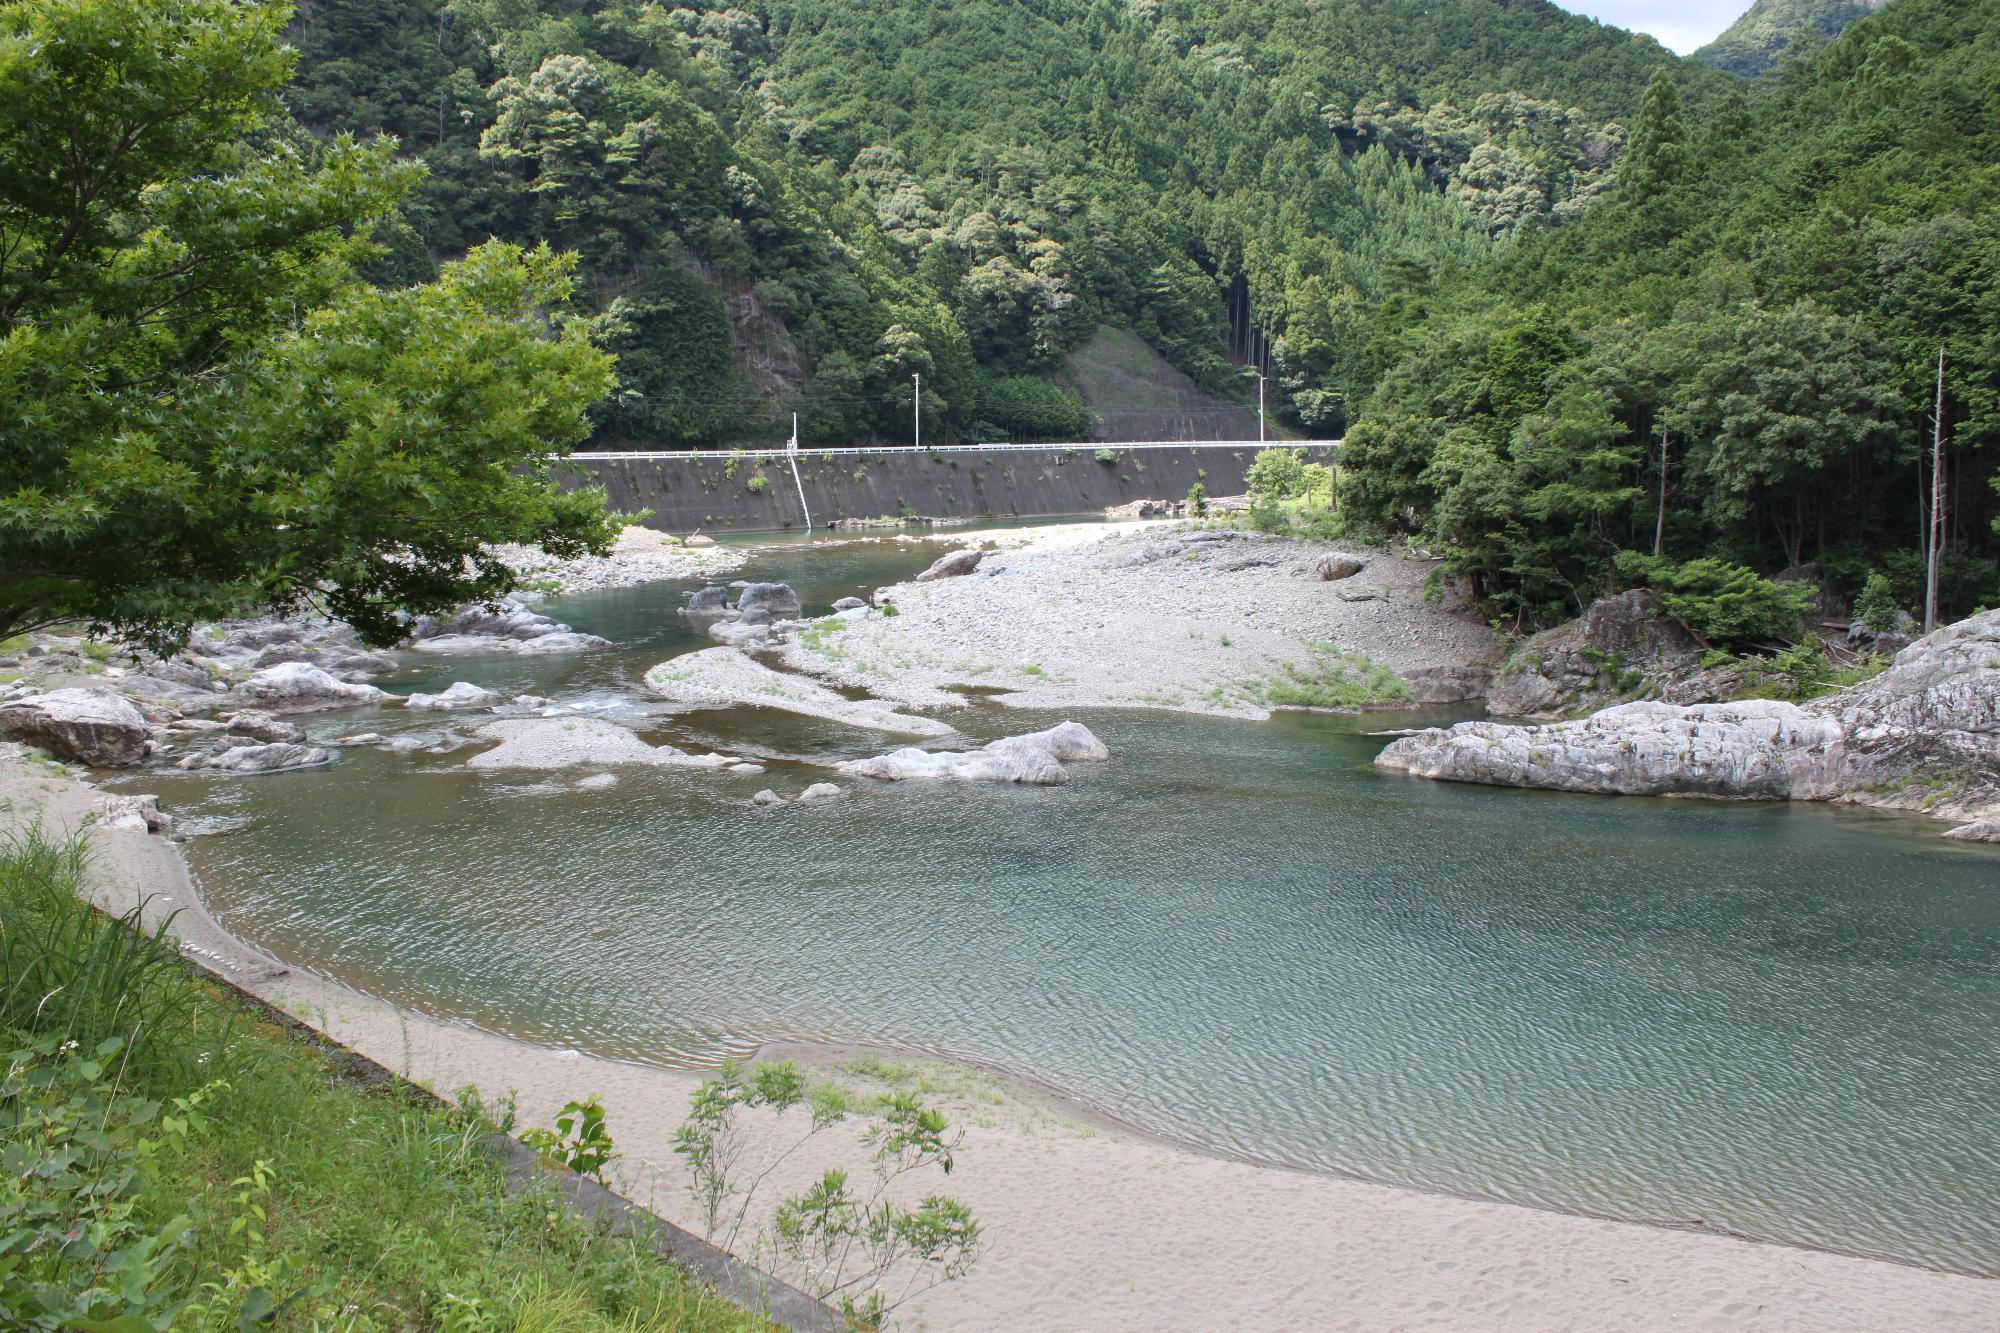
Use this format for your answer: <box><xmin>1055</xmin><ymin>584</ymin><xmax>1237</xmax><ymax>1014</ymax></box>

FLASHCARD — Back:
<box><xmin>1242</xmin><ymin>646</ymin><xmax>1411</xmax><ymax>711</ymax></box>
<box><xmin>0</xmin><ymin>828</ymin><xmax>763</xmax><ymax>1333</ymax></box>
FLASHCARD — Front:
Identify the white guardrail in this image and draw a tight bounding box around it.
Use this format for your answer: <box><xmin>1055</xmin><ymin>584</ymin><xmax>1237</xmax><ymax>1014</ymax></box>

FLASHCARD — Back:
<box><xmin>566</xmin><ymin>439</ymin><xmax>1340</xmax><ymax>462</ymax></box>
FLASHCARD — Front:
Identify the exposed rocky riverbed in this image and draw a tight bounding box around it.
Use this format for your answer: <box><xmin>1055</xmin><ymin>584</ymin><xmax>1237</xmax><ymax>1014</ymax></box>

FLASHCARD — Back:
<box><xmin>1377</xmin><ymin>610</ymin><xmax>2000</xmax><ymax>839</ymax></box>
<box><xmin>759</xmin><ymin>522</ymin><xmax>1500</xmax><ymax>720</ymax></box>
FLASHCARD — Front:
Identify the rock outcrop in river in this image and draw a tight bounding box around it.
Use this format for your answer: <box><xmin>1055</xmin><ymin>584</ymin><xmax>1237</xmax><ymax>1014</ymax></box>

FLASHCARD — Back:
<box><xmin>1376</xmin><ymin>611</ymin><xmax>2000</xmax><ymax>835</ymax></box>
<box><xmin>838</xmin><ymin>721</ymin><xmax>1109</xmax><ymax>785</ymax></box>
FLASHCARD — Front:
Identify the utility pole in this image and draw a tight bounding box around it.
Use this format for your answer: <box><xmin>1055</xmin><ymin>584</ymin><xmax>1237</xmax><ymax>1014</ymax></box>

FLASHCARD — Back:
<box><xmin>1925</xmin><ymin>346</ymin><xmax>1946</xmax><ymax>634</ymax></box>
<box><xmin>1256</xmin><ymin>373</ymin><xmax>1267</xmax><ymax>443</ymax></box>
<box><xmin>1653</xmin><ymin>427</ymin><xmax>1670</xmax><ymax>558</ymax></box>
<box><xmin>786</xmin><ymin>411</ymin><xmax>813</xmax><ymax>531</ymax></box>
<box><xmin>912</xmin><ymin>372</ymin><xmax>922</xmax><ymax>450</ymax></box>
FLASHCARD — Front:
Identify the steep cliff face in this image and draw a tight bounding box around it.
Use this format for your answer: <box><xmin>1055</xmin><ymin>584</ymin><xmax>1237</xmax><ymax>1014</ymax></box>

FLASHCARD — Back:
<box><xmin>1695</xmin><ymin>0</ymin><xmax>1891</xmax><ymax>75</ymax></box>
<box><xmin>1376</xmin><ymin>609</ymin><xmax>2000</xmax><ymax>837</ymax></box>
<box><xmin>1486</xmin><ymin>589</ymin><xmax>1707</xmax><ymax>719</ymax></box>
<box><xmin>1054</xmin><ymin>328</ymin><xmax>1267</xmax><ymax>443</ymax></box>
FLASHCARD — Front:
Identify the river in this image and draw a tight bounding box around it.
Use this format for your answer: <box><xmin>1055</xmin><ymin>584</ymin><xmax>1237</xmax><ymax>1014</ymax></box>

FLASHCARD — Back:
<box><xmin>133</xmin><ymin>532</ymin><xmax>2000</xmax><ymax>1276</ymax></box>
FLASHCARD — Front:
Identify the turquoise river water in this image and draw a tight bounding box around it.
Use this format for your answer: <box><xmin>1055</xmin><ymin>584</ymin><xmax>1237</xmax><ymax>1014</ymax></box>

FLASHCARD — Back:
<box><xmin>132</xmin><ymin>533</ymin><xmax>2000</xmax><ymax>1276</ymax></box>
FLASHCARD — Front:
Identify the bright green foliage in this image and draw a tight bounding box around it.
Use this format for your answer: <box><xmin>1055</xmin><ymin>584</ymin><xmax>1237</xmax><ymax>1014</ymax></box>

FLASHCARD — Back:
<box><xmin>1852</xmin><ymin>573</ymin><xmax>1904</xmax><ymax>633</ymax></box>
<box><xmin>1245</xmin><ymin>449</ymin><xmax>1309</xmax><ymax>505</ymax></box>
<box><xmin>0</xmin><ymin>0</ymin><xmax>621</xmax><ymax>652</ymax></box>
<box><xmin>0</xmin><ymin>829</ymin><xmax>757</xmax><ymax>1331</ymax></box>
<box><xmin>973</xmin><ymin>376</ymin><xmax>1093</xmax><ymax>441</ymax></box>
<box><xmin>1616</xmin><ymin>553</ymin><xmax>1816</xmax><ymax>648</ymax></box>
<box><xmin>518</xmin><ymin>1095</ymin><xmax>618</xmax><ymax>1184</ymax></box>
<box><xmin>1186</xmin><ymin>481</ymin><xmax>1209</xmax><ymax>517</ymax></box>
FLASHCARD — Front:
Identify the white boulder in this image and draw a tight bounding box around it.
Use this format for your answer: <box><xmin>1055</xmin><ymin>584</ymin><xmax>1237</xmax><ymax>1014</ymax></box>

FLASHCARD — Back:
<box><xmin>406</xmin><ymin>682</ymin><xmax>505</xmax><ymax>711</ymax></box>
<box><xmin>0</xmin><ymin>688</ymin><xmax>152</xmax><ymax>767</ymax></box>
<box><xmin>236</xmin><ymin>663</ymin><xmax>389</xmax><ymax>713</ymax></box>
<box><xmin>838</xmin><ymin>721</ymin><xmax>1109</xmax><ymax>785</ymax></box>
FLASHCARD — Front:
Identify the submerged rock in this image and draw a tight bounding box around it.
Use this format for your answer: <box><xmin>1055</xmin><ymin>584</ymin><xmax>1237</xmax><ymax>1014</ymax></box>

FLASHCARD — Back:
<box><xmin>235</xmin><ymin>663</ymin><xmax>389</xmax><ymax>713</ymax></box>
<box><xmin>915</xmin><ymin>549</ymin><xmax>984</xmax><ymax>582</ymax></box>
<box><xmin>1377</xmin><ymin>610</ymin><xmax>2000</xmax><ymax>835</ymax></box>
<box><xmin>838</xmin><ymin>721</ymin><xmax>1109</xmax><ymax>785</ymax></box>
<box><xmin>406</xmin><ymin>681</ymin><xmax>504</xmax><ymax>711</ymax></box>
<box><xmin>0</xmin><ymin>688</ymin><xmax>152</xmax><ymax>767</ymax></box>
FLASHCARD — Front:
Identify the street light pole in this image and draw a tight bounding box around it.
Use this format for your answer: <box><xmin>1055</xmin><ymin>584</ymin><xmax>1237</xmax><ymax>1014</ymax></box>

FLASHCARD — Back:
<box><xmin>1257</xmin><ymin>373</ymin><xmax>1267</xmax><ymax>443</ymax></box>
<box><xmin>913</xmin><ymin>372</ymin><xmax>922</xmax><ymax>450</ymax></box>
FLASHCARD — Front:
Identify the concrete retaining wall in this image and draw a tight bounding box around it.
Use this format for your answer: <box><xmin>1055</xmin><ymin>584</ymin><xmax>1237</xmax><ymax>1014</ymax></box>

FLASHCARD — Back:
<box><xmin>561</xmin><ymin>445</ymin><xmax>1337</xmax><ymax>534</ymax></box>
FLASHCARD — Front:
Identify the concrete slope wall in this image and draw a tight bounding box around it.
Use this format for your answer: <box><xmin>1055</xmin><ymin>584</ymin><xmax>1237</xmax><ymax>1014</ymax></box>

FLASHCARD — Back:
<box><xmin>561</xmin><ymin>445</ymin><xmax>1336</xmax><ymax>535</ymax></box>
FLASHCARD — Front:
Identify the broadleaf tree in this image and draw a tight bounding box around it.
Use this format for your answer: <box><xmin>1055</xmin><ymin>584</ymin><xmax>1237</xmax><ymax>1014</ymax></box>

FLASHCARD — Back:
<box><xmin>0</xmin><ymin>0</ymin><xmax>621</xmax><ymax>654</ymax></box>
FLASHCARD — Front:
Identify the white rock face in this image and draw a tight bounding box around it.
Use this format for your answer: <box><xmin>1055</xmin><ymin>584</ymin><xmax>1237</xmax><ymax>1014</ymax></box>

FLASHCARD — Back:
<box><xmin>644</xmin><ymin>649</ymin><xmax>954</xmax><ymax>736</ymax></box>
<box><xmin>838</xmin><ymin>721</ymin><xmax>1109</xmax><ymax>785</ymax></box>
<box><xmin>464</xmin><ymin>716</ymin><xmax>734</xmax><ymax>771</ymax></box>
<box><xmin>798</xmin><ymin>782</ymin><xmax>844</xmax><ymax>802</ymax></box>
<box><xmin>1376</xmin><ymin>611</ymin><xmax>2000</xmax><ymax>833</ymax></box>
<box><xmin>0</xmin><ymin>688</ymin><xmax>152</xmax><ymax>767</ymax></box>
<box><xmin>406</xmin><ymin>682</ymin><xmax>504</xmax><ymax>711</ymax></box>
<box><xmin>235</xmin><ymin>663</ymin><xmax>389</xmax><ymax>713</ymax></box>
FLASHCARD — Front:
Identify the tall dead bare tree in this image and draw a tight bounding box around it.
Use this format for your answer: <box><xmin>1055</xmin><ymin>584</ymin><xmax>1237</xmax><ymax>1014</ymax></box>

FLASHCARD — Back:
<box><xmin>1653</xmin><ymin>427</ymin><xmax>1670</xmax><ymax>558</ymax></box>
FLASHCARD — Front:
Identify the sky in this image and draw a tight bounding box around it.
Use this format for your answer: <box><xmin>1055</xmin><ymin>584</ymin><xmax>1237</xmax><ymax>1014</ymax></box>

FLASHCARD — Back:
<box><xmin>1555</xmin><ymin>0</ymin><xmax>1751</xmax><ymax>54</ymax></box>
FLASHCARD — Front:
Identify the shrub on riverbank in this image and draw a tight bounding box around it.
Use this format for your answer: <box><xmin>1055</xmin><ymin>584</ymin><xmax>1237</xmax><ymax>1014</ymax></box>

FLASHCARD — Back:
<box><xmin>0</xmin><ymin>829</ymin><xmax>757</xmax><ymax>1332</ymax></box>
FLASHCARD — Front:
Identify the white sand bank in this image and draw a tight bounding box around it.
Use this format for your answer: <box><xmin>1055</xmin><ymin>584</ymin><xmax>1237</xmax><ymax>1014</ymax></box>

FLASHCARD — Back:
<box><xmin>777</xmin><ymin>523</ymin><xmax>1499</xmax><ymax>719</ymax></box>
<box><xmin>12</xmin><ymin>746</ymin><xmax>1999</xmax><ymax>1331</ymax></box>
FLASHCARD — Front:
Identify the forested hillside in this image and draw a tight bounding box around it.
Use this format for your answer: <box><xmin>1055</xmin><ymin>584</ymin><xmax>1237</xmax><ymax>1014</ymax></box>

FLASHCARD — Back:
<box><xmin>283</xmin><ymin>0</ymin><xmax>2000</xmax><ymax>632</ymax></box>
<box><xmin>1337</xmin><ymin>0</ymin><xmax>2000</xmax><ymax>626</ymax></box>
<box><xmin>282</xmin><ymin>0</ymin><xmax>1712</xmax><ymax>447</ymax></box>
<box><xmin>1694</xmin><ymin>0</ymin><xmax>1889</xmax><ymax>77</ymax></box>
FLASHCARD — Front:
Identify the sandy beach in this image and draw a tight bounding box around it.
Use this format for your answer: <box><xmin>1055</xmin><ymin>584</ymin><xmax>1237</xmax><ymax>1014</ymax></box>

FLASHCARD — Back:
<box><xmin>15</xmin><ymin>742</ymin><xmax>2000</xmax><ymax>1332</ymax></box>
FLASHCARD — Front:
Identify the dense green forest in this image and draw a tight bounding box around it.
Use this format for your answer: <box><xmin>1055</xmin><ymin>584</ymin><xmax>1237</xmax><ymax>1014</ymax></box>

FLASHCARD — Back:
<box><xmin>280</xmin><ymin>0</ymin><xmax>2000</xmax><ymax>628</ymax></box>
<box><xmin>281</xmin><ymin>0</ymin><xmax>1715</xmax><ymax>449</ymax></box>
<box><xmin>1694</xmin><ymin>0</ymin><xmax>1888</xmax><ymax>77</ymax></box>
<box><xmin>1337</xmin><ymin>0</ymin><xmax>2000</xmax><ymax>624</ymax></box>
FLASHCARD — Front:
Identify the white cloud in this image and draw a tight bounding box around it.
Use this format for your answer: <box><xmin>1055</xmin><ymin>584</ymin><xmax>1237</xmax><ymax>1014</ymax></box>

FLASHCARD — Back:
<box><xmin>1553</xmin><ymin>0</ymin><xmax>1749</xmax><ymax>55</ymax></box>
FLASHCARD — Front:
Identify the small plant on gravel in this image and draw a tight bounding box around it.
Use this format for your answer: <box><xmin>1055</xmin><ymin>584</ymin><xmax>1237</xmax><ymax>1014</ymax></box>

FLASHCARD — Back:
<box><xmin>746</xmin><ymin>474</ymin><xmax>771</xmax><ymax>494</ymax></box>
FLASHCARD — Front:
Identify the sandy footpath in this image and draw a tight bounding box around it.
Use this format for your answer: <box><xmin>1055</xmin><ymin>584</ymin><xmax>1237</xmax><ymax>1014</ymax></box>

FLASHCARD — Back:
<box><xmin>775</xmin><ymin>523</ymin><xmax>1498</xmax><ymax>720</ymax></box>
<box><xmin>10</xmin><ymin>747</ymin><xmax>2000</xmax><ymax>1331</ymax></box>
